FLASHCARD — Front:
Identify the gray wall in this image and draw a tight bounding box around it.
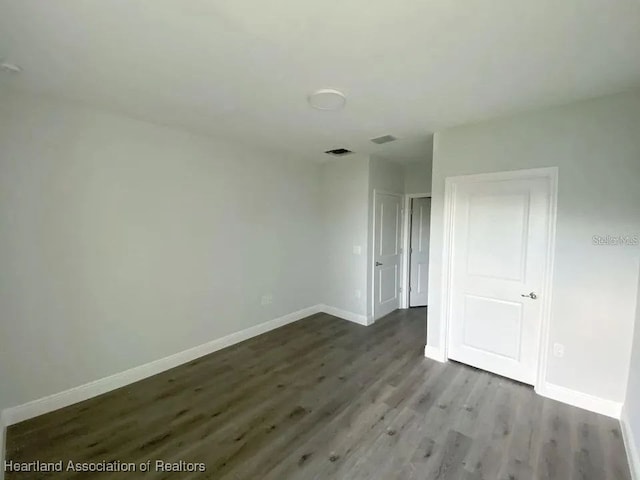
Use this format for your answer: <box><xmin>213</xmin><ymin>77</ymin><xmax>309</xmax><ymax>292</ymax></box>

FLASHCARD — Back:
<box><xmin>320</xmin><ymin>155</ymin><xmax>410</xmax><ymax>319</ymax></box>
<box><xmin>427</xmin><ymin>89</ymin><xmax>640</xmax><ymax>403</ymax></box>
<box><xmin>369</xmin><ymin>156</ymin><xmax>405</xmax><ymax>195</ymax></box>
<box><xmin>403</xmin><ymin>159</ymin><xmax>433</xmax><ymax>194</ymax></box>
<box><xmin>0</xmin><ymin>92</ymin><xmax>423</xmax><ymax>415</ymax></box>
<box><xmin>320</xmin><ymin>155</ymin><xmax>370</xmax><ymax>316</ymax></box>
<box><xmin>0</xmin><ymin>92</ymin><xmax>323</xmax><ymax>413</ymax></box>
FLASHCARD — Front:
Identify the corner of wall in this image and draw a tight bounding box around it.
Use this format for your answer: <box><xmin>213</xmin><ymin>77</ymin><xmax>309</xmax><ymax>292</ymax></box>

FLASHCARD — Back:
<box><xmin>366</xmin><ymin>156</ymin><xmax>374</xmax><ymax>320</ymax></box>
<box><xmin>424</xmin><ymin>345</ymin><xmax>446</xmax><ymax>363</ymax></box>
<box><xmin>620</xmin><ymin>265</ymin><xmax>640</xmax><ymax>480</ymax></box>
<box><xmin>621</xmin><ymin>404</ymin><xmax>640</xmax><ymax>480</ymax></box>
<box><xmin>0</xmin><ymin>413</ymin><xmax>6</xmax><ymax>480</ymax></box>
<box><xmin>320</xmin><ymin>305</ymin><xmax>371</xmax><ymax>326</ymax></box>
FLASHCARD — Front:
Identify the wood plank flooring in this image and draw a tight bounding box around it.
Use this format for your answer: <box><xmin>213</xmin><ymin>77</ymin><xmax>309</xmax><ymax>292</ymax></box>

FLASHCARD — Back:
<box><xmin>5</xmin><ymin>308</ymin><xmax>632</xmax><ymax>479</ymax></box>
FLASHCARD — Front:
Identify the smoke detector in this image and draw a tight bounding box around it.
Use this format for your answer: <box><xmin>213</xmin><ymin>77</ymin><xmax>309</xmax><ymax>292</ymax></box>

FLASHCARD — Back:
<box><xmin>308</xmin><ymin>89</ymin><xmax>346</xmax><ymax>111</ymax></box>
<box><xmin>370</xmin><ymin>134</ymin><xmax>397</xmax><ymax>144</ymax></box>
<box><xmin>325</xmin><ymin>148</ymin><xmax>353</xmax><ymax>157</ymax></box>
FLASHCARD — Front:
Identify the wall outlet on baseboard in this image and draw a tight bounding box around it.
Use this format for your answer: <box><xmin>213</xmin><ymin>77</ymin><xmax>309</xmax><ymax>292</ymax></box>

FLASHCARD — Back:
<box><xmin>553</xmin><ymin>343</ymin><xmax>565</xmax><ymax>358</ymax></box>
<box><xmin>261</xmin><ymin>294</ymin><xmax>273</xmax><ymax>306</ymax></box>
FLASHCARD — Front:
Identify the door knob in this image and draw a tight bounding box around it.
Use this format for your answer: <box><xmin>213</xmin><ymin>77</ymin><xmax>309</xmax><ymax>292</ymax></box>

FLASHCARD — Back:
<box><xmin>521</xmin><ymin>292</ymin><xmax>537</xmax><ymax>299</ymax></box>
<box><xmin>375</xmin><ymin>261</ymin><xmax>383</xmax><ymax>266</ymax></box>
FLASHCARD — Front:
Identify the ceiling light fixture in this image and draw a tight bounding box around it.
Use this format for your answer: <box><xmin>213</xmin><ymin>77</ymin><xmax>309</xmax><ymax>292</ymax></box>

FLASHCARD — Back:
<box><xmin>308</xmin><ymin>89</ymin><xmax>346</xmax><ymax>111</ymax></box>
<box><xmin>0</xmin><ymin>62</ymin><xmax>22</xmax><ymax>74</ymax></box>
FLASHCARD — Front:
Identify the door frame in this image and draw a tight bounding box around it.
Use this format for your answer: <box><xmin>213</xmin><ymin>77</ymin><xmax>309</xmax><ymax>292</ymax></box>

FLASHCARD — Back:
<box><xmin>401</xmin><ymin>193</ymin><xmax>432</xmax><ymax>309</ymax></box>
<box><xmin>371</xmin><ymin>189</ymin><xmax>404</xmax><ymax>321</ymax></box>
<box><xmin>439</xmin><ymin>167</ymin><xmax>558</xmax><ymax>390</ymax></box>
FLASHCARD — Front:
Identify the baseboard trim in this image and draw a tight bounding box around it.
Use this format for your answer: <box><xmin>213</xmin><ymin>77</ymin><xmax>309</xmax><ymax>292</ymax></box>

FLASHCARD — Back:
<box><xmin>424</xmin><ymin>345</ymin><xmax>446</xmax><ymax>363</ymax></box>
<box><xmin>535</xmin><ymin>382</ymin><xmax>622</xmax><ymax>419</ymax></box>
<box><xmin>320</xmin><ymin>305</ymin><xmax>372</xmax><ymax>326</ymax></box>
<box><xmin>1</xmin><ymin>304</ymin><xmax>323</xmax><ymax>427</ymax></box>
<box><xmin>621</xmin><ymin>405</ymin><xmax>640</xmax><ymax>480</ymax></box>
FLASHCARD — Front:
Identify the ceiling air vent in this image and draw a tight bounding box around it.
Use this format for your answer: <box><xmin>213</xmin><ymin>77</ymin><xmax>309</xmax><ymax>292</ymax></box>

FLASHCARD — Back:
<box><xmin>370</xmin><ymin>134</ymin><xmax>397</xmax><ymax>145</ymax></box>
<box><xmin>325</xmin><ymin>148</ymin><xmax>353</xmax><ymax>157</ymax></box>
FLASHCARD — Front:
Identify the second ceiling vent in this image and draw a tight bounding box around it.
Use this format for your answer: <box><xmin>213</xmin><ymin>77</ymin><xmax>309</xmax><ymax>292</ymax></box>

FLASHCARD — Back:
<box><xmin>370</xmin><ymin>134</ymin><xmax>397</xmax><ymax>145</ymax></box>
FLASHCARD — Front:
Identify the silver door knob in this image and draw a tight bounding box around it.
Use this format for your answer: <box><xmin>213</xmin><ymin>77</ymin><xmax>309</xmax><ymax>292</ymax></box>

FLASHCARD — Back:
<box><xmin>521</xmin><ymin>292</ymin><xmax>537</xmax><ymax>299</ymax></box>
<box><xmin>375</xmin><ymin>261</ymin><xmax>383</xmax><ymax>266</ymax></box>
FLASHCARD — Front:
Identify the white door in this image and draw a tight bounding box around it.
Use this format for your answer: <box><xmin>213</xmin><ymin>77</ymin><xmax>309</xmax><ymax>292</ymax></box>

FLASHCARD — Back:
<box><xmin>409</xmin><ymin>197</ymin><xmax>431</xmax><ymax>307</ymax></box>
<box><xmin>373</xmin><ymin>192</ymin><xmax>402</xmax><ymax>320</ymax></box>
<box><xmin>448</xmin><ymin>175</ymin><xmax>550</xmax><ymax>384</ymax></box>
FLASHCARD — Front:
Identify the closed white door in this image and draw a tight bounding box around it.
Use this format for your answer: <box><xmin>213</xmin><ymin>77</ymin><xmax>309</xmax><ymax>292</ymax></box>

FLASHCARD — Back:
<box><xmin>448</xmin><ymin>176</ymin><xmax>550</xmax><ymax>384</ymax></box>
<box><xmin>373</xmin><ymin>192</ymin><xmax>402</xmax><ymax>320</ymax></box>
<box><xmin>409</xmin><ymin>197</ymin><xmax>431</xmax><ymax>307</ymax></box>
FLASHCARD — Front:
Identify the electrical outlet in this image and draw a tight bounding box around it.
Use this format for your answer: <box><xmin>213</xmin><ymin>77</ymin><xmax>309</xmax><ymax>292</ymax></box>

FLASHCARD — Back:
<box><xmin>261</xmin><ymin>294</ymin><xmax>273</xmax><ymax>306</ymax></box>
<box><xmin>553</xmin><ymin>343</ymin><xmax>565</xmax><ymax>358</ymax></box>
<box><xmin>353</xmin><ymin>245</ymin><xmax>362</xmax><ymax>255</ymax></box>
<box><xmin>355</xmin><ymin>289</ymin><xmax>361</xmax><ymax>299</ymax></box>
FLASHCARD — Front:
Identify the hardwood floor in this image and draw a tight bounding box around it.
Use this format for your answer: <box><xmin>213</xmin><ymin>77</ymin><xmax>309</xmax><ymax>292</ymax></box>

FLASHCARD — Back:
<box><xmin>6</xmin><ymin>308</ymin><xmax>631</xmax><ymax>479</ymax></box>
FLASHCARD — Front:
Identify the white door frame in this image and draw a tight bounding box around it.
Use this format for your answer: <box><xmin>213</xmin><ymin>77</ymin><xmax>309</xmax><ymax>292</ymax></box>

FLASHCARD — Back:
<box><xmin>438</xmin><ymin>167</ymin><xmax>558</xmax><ymax>390</ymax></box>
<box><xmin>401</xmin><ymin>193</ymin><xmax>431</xmax><ymax>309</ymax></box>
<box><xmin>371</xmin><ymin>189</ymin><xmax>404</xmax><ymax>321</ymax></box>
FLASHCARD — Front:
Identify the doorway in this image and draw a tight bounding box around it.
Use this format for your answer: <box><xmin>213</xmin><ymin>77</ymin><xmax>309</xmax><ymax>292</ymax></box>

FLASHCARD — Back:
<box><xmin>442</xmin><ymin>168</ymin><xmax>557</xmax><ymax>385</ymax></box>
<box><xmin>408</xmin><ymin>197</ymin><xmax>431</xmax><ymax>307</ymax></box>
<box><xmin>400</xmin><ymin>194</ymin><xmax>432</xmax><ymax>309</ymax></box>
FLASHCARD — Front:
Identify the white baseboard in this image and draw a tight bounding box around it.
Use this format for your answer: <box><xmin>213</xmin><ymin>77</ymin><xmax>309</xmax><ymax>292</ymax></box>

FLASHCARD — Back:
<box><xmin>320</xmin><ymin>305</ymin><xmax>372</xmax><ymax>326</ymax></box>
<box><xmin>535</xmin><ymin>382</ymin><xmax>622</xmax><ymax>419</ymax></box>
<box><xmin>424</xmin><ymin>345</ymin><xmax>446</xmax><ymax>363</ymax></box>
<box><xmin>621</xmin><ymin>405</ymin><xmax>640</xmax><ymax>480</ymax></box>
<box><xmin>1</xmin><ymin>304</ymin><xmax>323</xmax><ymax>427</ymax></box>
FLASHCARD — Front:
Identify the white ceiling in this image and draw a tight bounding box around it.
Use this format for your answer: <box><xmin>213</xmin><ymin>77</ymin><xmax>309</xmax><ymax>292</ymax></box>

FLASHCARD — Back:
<box><xmin>1</xmin><ymin>0</ymin><xmax>640</xmax><ymax>162</ymax></box>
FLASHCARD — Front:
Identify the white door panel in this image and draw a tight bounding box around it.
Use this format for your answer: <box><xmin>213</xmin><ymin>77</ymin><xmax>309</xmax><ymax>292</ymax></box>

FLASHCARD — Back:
<box><xmin>410</xmin><ymin>197</ymin><xmax>431</xmax><ymax>306</ymax></box>
<box><xmin>373</xmin><ymin>192</ymin><xmax>402</xmax><ymax>320</ymax></box>
<box><xmin>448</xmin><ymin>177</ymin><xmax>550</xmax><ymax>385</ymax></box>
<box><xmin>462</xmin><ymin>294</ymin><xmax>523</xmax><ymax>359</ymax></box>
<box><xmin>378</xmin><ymin>265</ymin><xmax>398</xmax><ymax>302</ymax></box>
